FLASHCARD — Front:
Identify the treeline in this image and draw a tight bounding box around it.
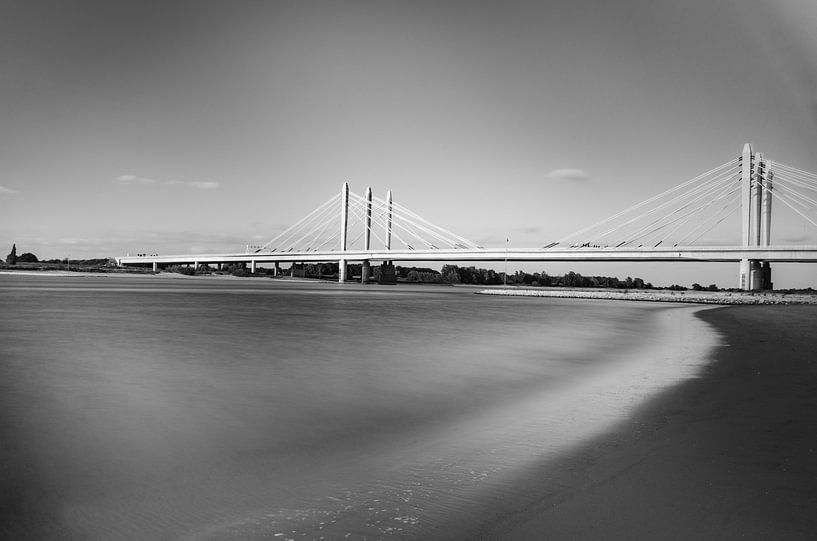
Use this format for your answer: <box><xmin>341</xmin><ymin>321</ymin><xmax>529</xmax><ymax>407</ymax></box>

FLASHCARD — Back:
<box><xmin>2</xmin><ymin>245</ymin><xmax>117</xmax><ymax>268</ymax></box>
<box><xmin>438</xmin><ymin>265</ymin><xmax>655</xmax><ymax>288</ymax></box>
<box><xmin>391</xmin><ymin>266</ymin><xmax>653</xmax><ymax>288</ymax></box>
<box><xmin>164</xmin><ymin>262</ymin><xmax>667</xmax><ymax>289</ymax></box>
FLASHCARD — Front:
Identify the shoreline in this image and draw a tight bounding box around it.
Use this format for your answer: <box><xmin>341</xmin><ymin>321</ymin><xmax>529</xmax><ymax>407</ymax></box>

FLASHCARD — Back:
<box><xmin>4</xmin><ymin>270</ymin><xmax>815</xmax><ymax>304</ymax></box>
<box><xmin>472</xmin><ymin>304</ymin><xmax>817</xmax><ymax>539</ymax></box>
<box><xmin>479</xmin><ymin>287</ymin><xmax>817</xmax><ymax>304</ymax></box>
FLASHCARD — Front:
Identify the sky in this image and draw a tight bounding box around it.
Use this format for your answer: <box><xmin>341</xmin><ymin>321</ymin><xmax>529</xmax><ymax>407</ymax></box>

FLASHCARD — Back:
<box><xmin>1</xmin><ymin>0</ymin><xmax>816</xmax><ymax>287</ymax></box>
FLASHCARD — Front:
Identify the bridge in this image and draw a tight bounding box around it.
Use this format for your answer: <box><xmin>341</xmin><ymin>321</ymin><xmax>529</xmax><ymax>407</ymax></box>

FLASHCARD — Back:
<box><xmin>118</xmin><ymin>144</ymin><xmax>817</xmax><ymax>291</ymax></box>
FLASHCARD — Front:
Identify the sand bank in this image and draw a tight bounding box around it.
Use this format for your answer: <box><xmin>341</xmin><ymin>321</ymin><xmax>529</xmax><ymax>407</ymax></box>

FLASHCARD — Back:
<box><xmin>479</xmin><ymin>287</ymin><xmax>817</xmax><ymax>304</ymax></box>
<box><xmin>473</xmin><ymin>304</ymin><xmax>817</xmax><ymax>539</ymax></box>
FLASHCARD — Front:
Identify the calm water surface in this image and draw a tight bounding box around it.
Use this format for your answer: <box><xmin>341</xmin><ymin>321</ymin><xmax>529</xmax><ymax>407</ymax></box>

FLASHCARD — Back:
<box><xmin>0</xmin><ymin>274</ymin><xmax>712</xmax><ymax>540</ymax></box>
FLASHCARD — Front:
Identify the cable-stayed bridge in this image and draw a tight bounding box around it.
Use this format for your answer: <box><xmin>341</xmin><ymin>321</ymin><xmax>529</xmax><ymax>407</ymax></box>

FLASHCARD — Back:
<box><xmin>118</xmin><ymin>144</ymin><xmax>817</xmax><ymax>290</ymax></box>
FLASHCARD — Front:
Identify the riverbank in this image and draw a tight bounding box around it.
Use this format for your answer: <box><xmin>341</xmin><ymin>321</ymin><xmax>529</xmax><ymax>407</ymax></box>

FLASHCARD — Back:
<box><xmin>473</xmin><ymin>304</ymin><xmax>817</xmax><ymax>539</ymax></box>
<box><xmin>479</xmin><ymin>287</ymin><xmax>817</xmax><ymax>304</ymax></box>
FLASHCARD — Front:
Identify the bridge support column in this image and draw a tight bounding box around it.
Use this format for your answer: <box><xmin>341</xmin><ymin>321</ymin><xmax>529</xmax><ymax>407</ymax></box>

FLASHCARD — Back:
<box><xmin>379</xmin><ymin>262</ymin><xmax>396</xmax><ymax>284</ymax></box>
<box><xmin>740</xmin><ymin>259</ymin><xmax>765</xmax><ymax>291</ymax></box>
<box><xmin>290</xmin><ymin>264</ymin><xmax>296</xmax><ymax>278</ymax></box>
<box><xmin>361</xmin><ymin>260</ymin><xmax>371</xmax><ymax>283</ymax></box>
<box><xmin>749</xmin><ymin>260</ymin><xmax>762</xmax><ymax>291</ymax></box>
<box><xmin>274</xmin><ymin>262</ymin><xmax>280</xmax><ymax>277</ymax></box>
<box><xmin>762</xmin><ymin>261</ymin><xmax>773</xmax><ymax>290</ymax></box>
<box><xmin>250</xmin><ymin>260</ymin><xmax>256</xmax><ymax>274</ymax></box>
<box><xmin>739</xmin><ymin>259</ymin><xmax>750</xmax><ymax>291</ymax></box>
<box><xmin>152</xmin><ymin>261</ymin><xmax>157</xmax><ymax>272</ymax></box>
<box><xmin>339</xmin><ymin>259</ymin><xmax>347</xmax><ymax>283</ymax></box>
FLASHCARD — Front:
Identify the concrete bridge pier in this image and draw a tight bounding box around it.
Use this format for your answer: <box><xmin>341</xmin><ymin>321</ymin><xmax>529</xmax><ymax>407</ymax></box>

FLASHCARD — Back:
<box><xmin>739</xmin><ymin>259</ymin><xmax>749</xmax><ymax>290</ymax></box>
<box><xmin>339</xmin><ymin>259</ymin><xmax>347</xmax><ymax>283</ymax></box>
<box><xmin>749</xmin><ymin>260</ymin><xmax>763</xmax><ymax>291</ymax></box>
<box><xmin>273</xmin><ymin>262</ymin><xmax>280</xmax><ymax>277</ymax></box>
<box><xmin>250</xmin><ymin>260</ymin><xmax>256</xmax><ymax>274</ymax></box>
<box><xmin>152</xmin><ymin>261</ymin><xmax>157</xmax><ymax>272</ymax></box>
<box><xmin>739</xmin><ymin>259</ymin><xmax>765</xmax><ymax>292</ymax></box>
<box><xmin>361</xmin><ymin>261</ymin><xmax>371</xmax><ymax>283</ymax></box>
<box><xmin>762</xmin><ymin>261</ymin><xmax>773</xmax><ymax>290</ymax></box>
<box><xmin>379</xmin><ymin>261</ymin><xmax>396</xmax><ymax>284</ymax></box>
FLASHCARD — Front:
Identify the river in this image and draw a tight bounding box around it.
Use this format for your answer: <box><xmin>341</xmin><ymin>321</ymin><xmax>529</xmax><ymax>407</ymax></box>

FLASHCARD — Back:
<box><xmin>0</xmin><ymin>273</ymin><xmax>716</xmax><ymax>540</ymax></box>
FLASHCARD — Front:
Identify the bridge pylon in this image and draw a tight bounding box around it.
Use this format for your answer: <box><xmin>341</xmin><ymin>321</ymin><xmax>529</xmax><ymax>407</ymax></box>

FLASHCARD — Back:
<box><xmin>361</xmin><ymin>186</ymin><xmax>373</xmax><ymax>283</ymax></box>
<box><xmin>339</xmin><ymin>182</ymin><xmax>349</xmax><ymax>282</ymax></box>
<box><xmin>739</xmin><ymin>144</ymin><xmax>773</xmax><ymax>291</ymax></box>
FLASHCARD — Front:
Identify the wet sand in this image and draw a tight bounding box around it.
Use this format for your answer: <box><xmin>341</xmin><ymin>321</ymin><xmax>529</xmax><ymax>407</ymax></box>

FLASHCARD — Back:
<box><xmin>474</xmin><ymin>304</ymin><xmax>817</xmax><ymax>540</ymax></box>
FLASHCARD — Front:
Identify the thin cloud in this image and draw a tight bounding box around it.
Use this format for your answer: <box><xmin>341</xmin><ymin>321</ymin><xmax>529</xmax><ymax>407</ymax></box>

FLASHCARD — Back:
<box><xmin>0</xmin><ymin>185</ymin><xmax>19</xmax><ymax>194</ymax></box>
<box><xmin>116</xmin><ymin>175</ymin><xmax>219</xmax><ymax>190</ymax></box>
<box><xmin>545</xmin><ymin>168</ymin><xmax>589</xmax><ymax>183</ymax></box>
<box><xmin>117</xmin><ymin>175</ymin><xmax>158</xmax><ymax>185</ymax></box>
<box><xmin>187</xmin><ymin>181</ymin><xmax>218</xmax><ymax>190</ymax></box>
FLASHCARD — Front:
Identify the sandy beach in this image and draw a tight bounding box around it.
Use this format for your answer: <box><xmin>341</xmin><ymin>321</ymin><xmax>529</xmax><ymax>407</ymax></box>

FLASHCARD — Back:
<box><xmin>472</xmin><ymin>304</ymin><xmax>817</xmax><ymax>540</ymax></box>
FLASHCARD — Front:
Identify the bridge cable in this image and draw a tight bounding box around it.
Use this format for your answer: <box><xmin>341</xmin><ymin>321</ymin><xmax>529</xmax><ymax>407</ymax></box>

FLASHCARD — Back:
<box><xmin>624</xmin><ymin>169</ymin><xmax>740</xmax><ymax>246</ymax></box>
<box><xmin>259</xmin><ymin>193</ymin><xmax>339</xmax><ymax>252</ymax></box>
<box><xmin>604</xmin><ymin>168</ymin><xmax>737</xmax><ymax>245</ymax></box>
<box><xmin>365</xmin><ymin>193</ymin><xmax>472</xmax><ymax>250</ymax></box>
<box><xmin>347</xmin><ymin>193</ymin><xmax>411</xmax><ymax>250</ymax></box>
<box><xmin>551</xmin><ymin>158</ymin><xmax>738</xmax><ymax>247</ymax></box>
<box><xmin>767</xmin><ymin>186</ymin><xmax>817</xmax><ymax>230</ymax></box>
<box><xmin>634</xmin><ymin>177</ymin><xmax>741</xmax><ymax>247</ymax></box>
<box><xmin>260</xmin><ymin>192</ymin><xmax>338</xmax><ymax>251</ymax></box>
<box><xmin>284</xmin><ymin>199</ymin><xmax>348</xmax><ymax>251</ymax></box>
<box><xmin>573</xmin><ymin>162</ymin><xmax>739</xmax><ymax>247</ymax></box>
<box><xmin>380</xmin><ymin>196</ymin><xmax>482</xmax><ymax>250</ymax></box>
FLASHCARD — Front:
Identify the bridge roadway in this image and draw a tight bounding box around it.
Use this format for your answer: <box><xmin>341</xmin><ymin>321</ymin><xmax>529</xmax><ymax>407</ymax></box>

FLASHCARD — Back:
<box><xmin>118</xmin><ymin>245</ymin><xmax>817</xmax><ymax>268</ymax></box>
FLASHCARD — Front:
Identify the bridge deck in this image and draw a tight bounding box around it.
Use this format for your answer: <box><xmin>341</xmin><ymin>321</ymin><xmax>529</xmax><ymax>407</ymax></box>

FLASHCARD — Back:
<box><xmin>118</xmin><ymin>246</ymin><xmax>817</xmax><ymax>267</ymax></box>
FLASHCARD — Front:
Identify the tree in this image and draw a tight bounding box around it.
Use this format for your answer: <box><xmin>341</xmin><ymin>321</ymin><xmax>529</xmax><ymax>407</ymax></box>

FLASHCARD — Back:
<box><xmin>5</xmin><ymin>244</ymin><xmax>17</xmax><ymax>265</ymax></box>
<box><xmin>17</xmin><ymin>252</ymin><xmax>38</xmax><ymax>263</ymax></box>
<box><xmin>441</xmin><ymin>265</ymin><xmax>461</xmax><ymax>284</ymax></box>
